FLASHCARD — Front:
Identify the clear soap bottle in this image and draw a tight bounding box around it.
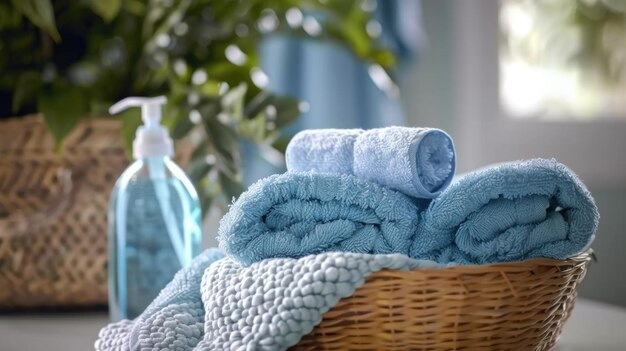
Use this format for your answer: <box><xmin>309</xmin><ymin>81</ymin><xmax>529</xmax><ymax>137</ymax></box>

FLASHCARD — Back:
<box><xmin>107</xmin><ymin>96</ymin><xmax>201</xmax><ymax>321</ymax></box>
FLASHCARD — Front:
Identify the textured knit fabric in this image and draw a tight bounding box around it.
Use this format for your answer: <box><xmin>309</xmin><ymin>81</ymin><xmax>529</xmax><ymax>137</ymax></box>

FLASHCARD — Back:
<box><xmin>285</xmin><ymin>127</ymin><xmax>455</xmax><ymax>199</ymax></box>
<box><xmin>95</xmin><ymin>250</ymin><xmax>443</xmax><ymax>351</ymax></box>
<box><xmin>218</xmin><ymin>172</ymin><xmax>422</xmax><ymax>266</ymax></box>
<box><xmin>413</xmin><ymin>158</ymin><xmax>599</xmax><ymax>264</ymax></box>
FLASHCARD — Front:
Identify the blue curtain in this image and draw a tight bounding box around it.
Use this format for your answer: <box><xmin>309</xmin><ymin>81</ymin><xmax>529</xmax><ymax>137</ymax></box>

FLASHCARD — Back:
<box><xmin>244</xmin><ymin>0</ymin><xmax>424</xmax><ymax>184</ymax></box>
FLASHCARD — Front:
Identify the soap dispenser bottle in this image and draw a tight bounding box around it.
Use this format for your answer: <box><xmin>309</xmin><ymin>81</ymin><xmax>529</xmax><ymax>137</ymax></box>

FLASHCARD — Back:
<box><xmin>107</xmin><ymin>96</ymin><xmax>201</xmax><ymax>321</ymax></box>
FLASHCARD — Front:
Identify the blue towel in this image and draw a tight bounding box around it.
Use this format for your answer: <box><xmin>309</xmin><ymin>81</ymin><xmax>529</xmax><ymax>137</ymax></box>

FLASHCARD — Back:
<box><xmin>96</xmin><ymin>248</ymin><xmax>225</xmax><ymax>351</ymax></box>
<box><xmin>412</xmin><ymin>158</ymin><xmax>599</xmax><ymax>264</ymax></box>
<box><xmin>285</xmin><ymin>129</ymin><xmax>363</xmax><ymax>175</ymax></box>
<box><xmin>285</xmin><ymin>127</ymin><xmax>456</xmax><ymax>199</ymax></box>
<box><xmin>355</xmin><ymin>127</ymin><xmax>456</xmax><ymax>198</ymax></box>
<box><xmin>97</xmin><ymin>250</ymin><xmax>444</xmax><ymax>351</ymax></box>
<box><xmin>218</xmin><ymin>172</ymin><xmax>422</xmax><ymax>266</ymax></box>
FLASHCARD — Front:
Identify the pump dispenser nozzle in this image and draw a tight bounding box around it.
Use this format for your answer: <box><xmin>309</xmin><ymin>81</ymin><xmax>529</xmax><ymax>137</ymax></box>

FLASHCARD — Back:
<box><xmin>109</xmin><ymin>96</ymin><xmax>173</xmax><ymax>159</ymax></box>
<box><xmin>109</xmin><ymin>96</ymin><xmax>166</xmax><ymax>127</ymax></box>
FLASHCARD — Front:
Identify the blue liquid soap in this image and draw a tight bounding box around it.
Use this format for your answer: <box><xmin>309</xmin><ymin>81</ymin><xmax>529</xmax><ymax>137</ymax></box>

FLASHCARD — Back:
<box><xmin>108</xmin><ymin>157</ymin><xmax>201</xmax><ymax>320</ymax></box>
<box><xmin>107</xmin><ymin>96</ymin><xmax>202</xmax><ymax>321</ymax></box>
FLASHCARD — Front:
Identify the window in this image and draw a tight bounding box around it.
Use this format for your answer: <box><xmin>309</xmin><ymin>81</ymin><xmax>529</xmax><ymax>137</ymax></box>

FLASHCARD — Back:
<box><xmin>446</xmin><ymin>0</ymin><xmax>626</xmax><ymax>187</ymax></box>
<box><xmin>499</xmin><ymin>0</ymin><xmax>626</xmax><ymax>120</ymax></box>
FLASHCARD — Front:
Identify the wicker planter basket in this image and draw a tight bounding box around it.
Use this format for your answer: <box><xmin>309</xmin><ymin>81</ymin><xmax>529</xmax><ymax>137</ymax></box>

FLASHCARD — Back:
<box><xmin>0</xmin><ymin>115</ymin><xmax>128</xmax><ymax>308</ymax></box>
<box><xmin>293</xmin><ymin>251</ymin><xmax>592</xmax><ymax>351</ymax></box>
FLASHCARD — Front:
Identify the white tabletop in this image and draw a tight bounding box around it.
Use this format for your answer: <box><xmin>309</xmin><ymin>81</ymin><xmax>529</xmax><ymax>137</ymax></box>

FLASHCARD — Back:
<box><xmin>1</xmin><ymin>298</ymin><xmax>625</xmax><ymax>351</ymax></box>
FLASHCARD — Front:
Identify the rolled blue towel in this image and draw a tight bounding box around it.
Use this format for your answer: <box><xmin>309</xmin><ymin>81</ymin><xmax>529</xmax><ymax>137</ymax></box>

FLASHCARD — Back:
<box><xmin>285</xmin><ymin>127</ymin><xmax>456</xmax><ymax>198</ymax></box>
<box><xmin>218</xmin><ymin>172</ymin><xmax>422</xmax><ymax>266</ymax></box>
<box><xmin>412</xmin><ymin>158</ymin><xmax>599</xmax><ymax>264</ymax></box>
<box><xmin>285</xmin><ymin>129</ymin><xmax>363</xmax><ymax>175</ymax></box>
<box><xmin>354</xmin><ymin>127</ymin><xmax>456</xmax><ymax>198</ymax></box>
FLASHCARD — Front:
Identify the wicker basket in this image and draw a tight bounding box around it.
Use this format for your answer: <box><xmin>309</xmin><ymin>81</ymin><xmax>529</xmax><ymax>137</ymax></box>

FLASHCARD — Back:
<box><xmin>0</xmin><ymin>115</ymin><xmax>128</xmax><ymax>308</ymax></box>
<box><xmin>293</xmin><ymin>251</ymin><xmax>592</xmax><ymax>351</ymax></box>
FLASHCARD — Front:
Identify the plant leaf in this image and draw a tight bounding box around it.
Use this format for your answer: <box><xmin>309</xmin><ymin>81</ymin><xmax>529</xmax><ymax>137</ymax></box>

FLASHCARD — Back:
<box><xmin>162</xmin><ymin>101</ymin><xmax>192</xmax><ymax>139</ymax></box>
<box><xmin>89</xmin><ymin>0</ymin><xmax>122</xmax><ymax>22</ymax></box>
<box><xmin>221</xmin><ymin>83</ymin><xmax>247</xmax><ymax>122</ymax></box>
<box><xmin>198</xmin><ymin>189</ymin><xmax>213</xmax><ymax>219</ymax></box>
<box><xmin>169</xmin><ymin>110</ymin><xmax>195</xmax><ymax>140</ymax></box>
<box><xmin>271</xmin><ymin>135</ymin><xmax>292</xmax><ymax>154</ymax></box>
<box><xmin>37</xmin><ymin>87</ymin><xmax>89</xmax><ymax>150</ymax></box>
<box><xmin>244</xmin><ymin>93</ymin><xmax>300</xmax><ymax>129</ymax></box>
<box><xmin>218</xmin><ymin>170</ymin><xmax>243</xmax><ymax>201</ymax></box>
<box><xmin>187</xmin><ymin>158</ymin><xmax>212</xmax><ymax>185</ymax></box>
<box><xmin>118</xmin><ymin>108</ymin><xmax>142</xmax><ymax>157</ymax></box>
<box><xmin>271</xmin><ymin>95</ymin><xmax>301</xmax><ymax>128</ymax></box>
<box><xmin>244</xmin><ymin>91</ymin><xmax>272</xmax><ymax>117</ymax></box>
<box><xmin>12</xmin><ymin>71</ymin><xmax>41</xmax><ymax>113</ymax></box>
<box><xmin>200</xmin><ymin>81</ymin><xmax>222</xmax><ymax>97</ymax></box>
<box><xmin>372</xmin><ymin>49</ymin><xmax>396</xmax><ymax>68</ymax></box>
<box><xmin>343</xmin><ymin>9</ymin><xmax>370</xmax><ymax>57</ymax></box>
<box><xmin>203</xmin><ymin>118</ymin><xmax>240</xmax><ymax>175</ymax></box>
<box><xmin>238</xmin><ymin>113</ymin><xmax>266</xmax><ymax>142</ymax></box>
<box><xmin>197</xmin><ymin>174</ymin><xmax>218</xmax><ymax>218</ymax></box>
<box><xmin>11</xmin><ymin>0</ymin><xmax>60</xmax><ymax>41</ymax></box>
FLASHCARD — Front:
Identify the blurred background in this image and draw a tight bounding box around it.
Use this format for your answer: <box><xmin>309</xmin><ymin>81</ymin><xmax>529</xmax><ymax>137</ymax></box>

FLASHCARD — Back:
<box><xmin>0</xmin><ymin>0</ymin><xmax>625</xmax><ymax>311</ymax></box>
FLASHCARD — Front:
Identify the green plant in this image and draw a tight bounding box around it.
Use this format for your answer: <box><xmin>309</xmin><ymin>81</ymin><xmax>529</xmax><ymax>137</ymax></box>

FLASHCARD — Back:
<box><xmin>0</xmin><ymin>0</ymin><xmax>394</xmax><ymax>214</ymax></box>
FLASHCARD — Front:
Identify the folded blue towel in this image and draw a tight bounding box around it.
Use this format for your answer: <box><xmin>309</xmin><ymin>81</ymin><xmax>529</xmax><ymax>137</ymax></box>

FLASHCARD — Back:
<box><xmin>97</xmin><ymin>250</ymin><xmax>443</xmax><ymax>351</ymax></box>
<box><xmin>218</xmin><ymin>172</ymin><xmax>422</xmax><ymax>266</ymax></box>
<box><xmin>220</xmin><ymin>159</ymin><xmax>597</xmax><ymax>266</ymax></box>
<box><xmin>412</xmin><ymin>158</ymin><xmax>599</xmax><ymax>264</ymax></box>
<box><xmin>286</xmin><ymin>127</ymin><xmax>456</xmax><ymax>199</ymax></box>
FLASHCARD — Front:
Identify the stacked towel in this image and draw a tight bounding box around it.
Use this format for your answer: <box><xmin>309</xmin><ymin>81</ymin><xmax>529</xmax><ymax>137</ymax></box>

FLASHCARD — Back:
<box><xmin>413</xmin><ymin>158</ymin><xmax>599</xmax><ymax>264</ymax></box>
<box><xmin>221</xmin><ymin>158</ymin><xmax>597</xmax><ymax>266</ymax></box>
<box><xmin>96</xmin><ymin>251</ymin><xmax>443</xmax><ymax>351</ymax></box>
<box><xmin>286</xmin><ymin>127</ymin><xmax>456</xmax><ymax>198</ymax></box>
<box><xmin>218</xmin><ymin>172</ymin><xmax>422</xmax><ymax>266</ymax></box>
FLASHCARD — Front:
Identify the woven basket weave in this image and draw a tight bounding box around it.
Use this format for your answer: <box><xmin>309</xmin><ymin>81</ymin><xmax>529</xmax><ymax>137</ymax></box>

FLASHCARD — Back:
<box><xmin>293</xmin><ymin>251</ymin><xmax>591</xmax><ymax>351</ymax></box>
<box><xmin>0</xmin><ymin>115</ymin><xmax>128</xmax><ymax>308</ymax></box>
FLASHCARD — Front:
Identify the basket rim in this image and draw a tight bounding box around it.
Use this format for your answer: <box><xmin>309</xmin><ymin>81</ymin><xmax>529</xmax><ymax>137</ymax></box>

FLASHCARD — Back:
<box><xmin>296</xmin><ymin>250</ymin><xmax>592</xmax><ymax>350</ymax></box>
<box><xmin>465</xmin><ymin>248</ymin><xmax>592</xmax><ymax>267</ymax></box>
<box><xmin>373</xmin><ymin>249</ymin><xmax>593</xmax><ymax>276</ymax></box>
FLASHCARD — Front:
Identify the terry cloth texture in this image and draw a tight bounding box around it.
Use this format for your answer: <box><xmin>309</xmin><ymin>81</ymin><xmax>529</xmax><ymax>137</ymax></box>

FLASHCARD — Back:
<box><xmin>285</xmin><ymin>127</ymin><xmax>455</xmax><ymax>198</ymax></box>
<box><xmin>218</xmin><ymin>172</ymin><xmax>423</xmax><ymax>266</ymax></box>
<box><xmin>413</xmin><ymin>158</ymin><xmax>599</xmax><ymax>264</ymax></box>
<box><xmin>222</xmin><ymin>159</ymin><xmax>597</xmax><ymax>266</ymax></box>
